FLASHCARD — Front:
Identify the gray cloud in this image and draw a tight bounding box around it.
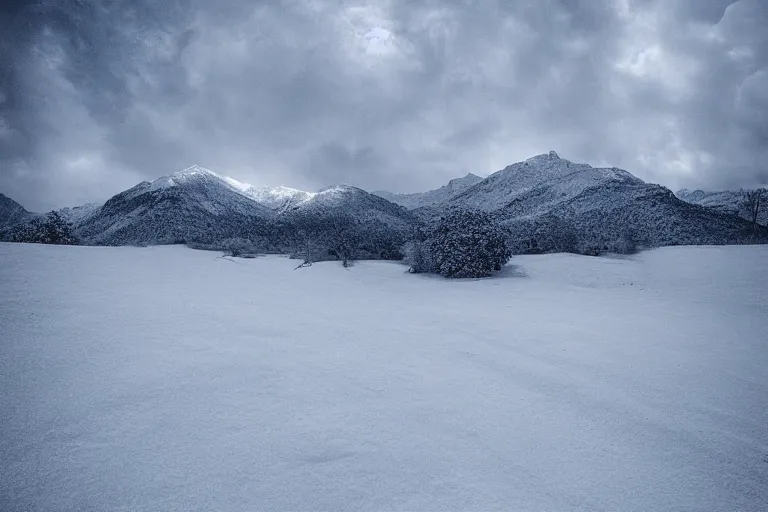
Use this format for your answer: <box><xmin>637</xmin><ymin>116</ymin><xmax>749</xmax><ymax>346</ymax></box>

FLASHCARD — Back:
<box><xmin>1</xmin><ymin>0</ymin><xmax>766</xmax><ymax>211</ymax></box>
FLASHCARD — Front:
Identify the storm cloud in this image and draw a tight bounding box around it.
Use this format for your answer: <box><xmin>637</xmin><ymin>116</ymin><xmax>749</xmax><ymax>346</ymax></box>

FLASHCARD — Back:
<box><xmin>1</xmin><ymin>0</ymin><xmax>766</xmax><ymax>211</ymax></box>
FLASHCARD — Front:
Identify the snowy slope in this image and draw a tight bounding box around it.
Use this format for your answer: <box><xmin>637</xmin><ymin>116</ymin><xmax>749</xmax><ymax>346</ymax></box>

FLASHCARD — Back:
<box><xmin>424</xmin><ymin>151</ymin><xmax>767</xmax><ymax>247</ymax></box>
<box><xmin>56</xmin><ymin>202</ymin><xmax>102</xmax><ymax>225</ymax></box>
<box><xmin>74</xmin><ymin>167</ymin><xmax>416</xmax><ymax>247</ymax></box>
<box><xmin>241</xmin><ymin>185</ymin><xmax>315</xmax><ymax>212</ymax></box>
<box><xmin>676</xmin><ymin>188</ymin><xmax>742</xmax><ymax>214</ymax></box>
<box><xmin>1</xmin><ymin>242</ymin><xmax>766</xmax><ymax>511</ymax></box>
<box><xmin>374</xmin><ymin>173</ymin><xmax>482</xmax><ymax>209</ymax></box>
<box><xmin>541</xmin><ymin>183</ymin><xmax>765</xmax><ymax>247</ymax></box>
<box><xmin>215</xmin><ymin>174</ymin><xmax>315</xmax><ymax>212</ymax></box>
<box><xmin>78</xmin><ymin>165</ymin><xmax>277</xmax><ymax>245</ymax></box>
<box><xmin>9</xmin><ymin>154</ymin><xmax>766</xmax><ymax>251</ymax></box>
<box><xmin>0</xmin><ymin>193</ymin><xmax>34</xmax><ymax>231</ymax></box>
<box><xmin>449</xmin><ymin>151</ymin><xmax>643</xmax><ymax>213</ymax></box>
<box><xmin>287</xmin><ymin>184</ymin><xmax>418</xmax><ymax>231</ymax></box>
<box><xmin>676</xmin><ymin>188</ymin><xmax>768</xmax><ymax>226</ymax></box>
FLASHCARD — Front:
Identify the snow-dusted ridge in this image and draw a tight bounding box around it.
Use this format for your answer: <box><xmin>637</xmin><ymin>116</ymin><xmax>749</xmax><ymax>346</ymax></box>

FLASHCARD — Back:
<box><xmin>242</xmin><ymin>185</ymin><xmax>316</xmax><ymax>211</ymax></box>
<box><xmin>56</xmin><ymin>202</ymin><xmax>102</xmax><ymax>224</ymax></box>
<box><xmin>76</xmin><ymin>164</ymin><xmax>282</xmax><ymax>246</ymax></box>
<box><xmin>0</xmin><ymin>193</ymin><xmax>34</xmax><ymax>230</ymax></box>
<box><xmin>3</xmin><ymin>154</ymin><xmax>766</xmax><ymax>249</ymax></box>
<box><xmin>676</xmin><ymin>188</ymin><xmax>768</xmax><ymax>226</ymax></box>
<box><xmin>374</xmin><ymin>172</ymin><xmax>483</xmax><ymax>209</ymax></box>
<box><xmin>148</xmin><ymin>164</ymin><xmax>317</xmax><ymax>211</ymax></box>
<box><xmin>446</xmin><ymin>150</ymin><xmax>645</xmax><ymax>214</ymax></box>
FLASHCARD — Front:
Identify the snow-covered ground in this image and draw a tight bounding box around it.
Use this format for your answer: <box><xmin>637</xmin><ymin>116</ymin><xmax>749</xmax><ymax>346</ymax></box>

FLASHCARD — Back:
<box><xmin>1</xmin><ymin>243</ymin><xmax>766</xmax><ymax>512</ymax></box>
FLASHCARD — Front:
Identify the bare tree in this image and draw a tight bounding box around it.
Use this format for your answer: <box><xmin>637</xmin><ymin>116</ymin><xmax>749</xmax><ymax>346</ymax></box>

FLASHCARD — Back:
<box><xmin>743</xmin><ymin>188</ymin><xmax>766</xmax><ymax>227</ymax></box>
<box><xmin>223</xmin><ymin>237</ymin><xmax>254</xmax><ymax>257</ymax></box>
<box><xmin>289</xmin><ymin>219</ymin><xmax>320</xmax><ymax>269</ymax></box>
<box><xmin>403</xmin><ymin>239</ymin><xmax>434</xmax><ymax>273</ymax></box>
<box><xmin>324</xmin><ymin>211</ymin><xmax>360</xmax><ymax>268</ymax></box>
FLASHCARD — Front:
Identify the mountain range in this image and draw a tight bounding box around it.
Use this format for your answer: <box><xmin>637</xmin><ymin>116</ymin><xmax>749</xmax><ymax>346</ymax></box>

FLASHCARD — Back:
<box><xmin>1</xmin><ymin>154</ymin><xmax>766</xmax><ymax>253</ymax></box>
<box><xmin>676</xmin><ymin>189</ymin><xmax>768</xmax><ymax>226</ymax></box>
<box><xmin>76</xmin><ymin>165</ymin><xmax>277</xmax><ymax>246</ymax></box>
<box><xmin>373</xmin><ymin>173</ymin><xmax>483</xmax><ymax>209</ymax></box>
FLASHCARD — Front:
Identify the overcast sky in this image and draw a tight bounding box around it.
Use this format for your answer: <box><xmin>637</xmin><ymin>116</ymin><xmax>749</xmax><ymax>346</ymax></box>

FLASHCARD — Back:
<box><xmin>1</xmin><ymin>0</ymin><xmax>767</xmax><ymax>211</ymax></box>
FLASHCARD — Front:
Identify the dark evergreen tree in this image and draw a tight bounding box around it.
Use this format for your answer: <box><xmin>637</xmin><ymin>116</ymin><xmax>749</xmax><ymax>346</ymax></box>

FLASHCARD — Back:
<box><xmin>41</xmin><ymin>211</ymin><xmax>79</xmax><ymax>245</ymax></box>
<box><xmin>323</xmin><ymin>211</ymin><xmax>361</xmax><ymax>267</ymax></box>
<box><xmin>8</xmin><ymin>211</ymin><xmax>79</xmax><ymax>245</ymax></box>
<box><xmin>532</xmin><ymin>215</ymin><xmax>579</xmax><ymax>254</ymax></box>
<box><xmin>428</xmin><ymin>210</ymin><xmax>511</xmax><ymax>278</ymax></box>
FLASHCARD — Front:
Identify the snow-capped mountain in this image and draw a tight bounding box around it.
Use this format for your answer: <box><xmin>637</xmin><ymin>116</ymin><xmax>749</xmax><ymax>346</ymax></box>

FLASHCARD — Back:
<box><xmin>374</xmin><ymin>173</ymin><xmax>483</xmax><ymax>210</ymax></box>
<box><xmin>56</xmin><ymin>202</ymin><xmax>102</xmax><ymax>225</ymax></box>
<box><xmin>1</xmin><ymin>193</ymin><xmax>101</xmax><ymax>233</ymax></box>
<box><xmin>4</xmin><ymin>154</ymin><xmax>766</xmax><ymax>252</ymax></box>
<box><xmin>167</xmin><ymin>168</ymin><xmax>315</xmax><ymax>212</ymax></box>
<box><xmin>0</xmin><ymin>193</ymin><xmax>34</xmax><ymax>231</ymax></box>
<box><xmin>287</xmin><ymin>184</ymin><xmax>418</xmax><ymax>231</ymax></box>
<box><xmin>418</xmin><ymin>151</ymin><xmax>766</xmax><ymax>248</ymax></box>
<box><xmin>78</xmin><ymin>165</ymin><xmax>278</xmax><ymax>246</ymax></box>
<box><xmin>448</xmin><ymin>151</ymin><xmax>643</xmax><ymax>213</ymax></box>
<box><xmin>65</xmin><ymin>164</ymin><xmax>420</xmax><ymax>250</ymax></box>
<box><xmin>676</xmin><ymin>189</ymin><xmax>768</xmax><ymax>226</ymax></box>
<box><xmin>241</xmin><ymin>186</ymin><xmax>315</xmax><ymax>212</ymax></box>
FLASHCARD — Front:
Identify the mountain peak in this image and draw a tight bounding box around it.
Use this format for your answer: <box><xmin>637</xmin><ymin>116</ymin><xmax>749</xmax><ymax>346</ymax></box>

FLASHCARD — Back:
<box><xmin>261</xmin><ymin>185</ymin><xmax>311</xmax><ymax>197</ymax></box>
<box><xmin>177</xmin><ymin>164</ymin><xmax>216</xmax><ymax>176</ymax></box>
<box><xmin>245</xmin><ymin>185</ymin><xmax>315</xmax><ymax>211</ymax></box>
<box><xmin>449</xmin><ymin>173</ymin><xmax>482</xmax><ymax>183</ymax></box>
<box><xmin>317</xmin><ymin>184</ymin><xmax>363</xmax><ymax>196</ymax></box>
<box><xmin>525</xmin><ymin>150</ymin><xmax>562</xmax><ymax>164</ymax></box>
<box><xmin>373</xmin><ymin>173</ymin><xmax>484</xmax><ymax>210</ymax></box>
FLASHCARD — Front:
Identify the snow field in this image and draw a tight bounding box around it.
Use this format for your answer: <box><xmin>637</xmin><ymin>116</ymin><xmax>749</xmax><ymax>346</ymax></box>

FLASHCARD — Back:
<box><xmin>1</xmin><ymin>243</ymin><xmax>766</xmax><ymax>511</ymax></box>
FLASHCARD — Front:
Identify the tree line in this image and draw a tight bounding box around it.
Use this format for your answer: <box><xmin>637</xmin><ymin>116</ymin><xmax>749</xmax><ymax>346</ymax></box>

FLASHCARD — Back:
<box><xmin>2</xmin><ymin>188</ymin><xmax>766</xmax><ymax>279</ymax></box>
<box><xmin>2</xmin><ymin>211</ymin><xmax>80</xmax><ymax>245</ymax></box>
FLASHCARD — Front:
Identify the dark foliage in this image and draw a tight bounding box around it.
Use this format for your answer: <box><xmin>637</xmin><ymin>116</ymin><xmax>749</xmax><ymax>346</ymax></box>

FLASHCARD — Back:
<box><xmin>428</xmin><ymin>210</ymin><xmax>511</xmax><ymax>278</ymax></box>
<box><xmin>743</xmin><ymin>188</ymin><xmax>766</xmax><ymax>227</ymax></box>
<box><xmin>8</xmin><ymin>211</ymin><xmax>80</xmax><ymax>245</ymax></box>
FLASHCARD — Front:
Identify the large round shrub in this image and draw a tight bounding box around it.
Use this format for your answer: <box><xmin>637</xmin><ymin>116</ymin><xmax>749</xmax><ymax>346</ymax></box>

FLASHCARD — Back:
<box><xmin>429</xmin><ymin>210</ymin><xmax>511</xmax><ymax>278</ymax></box>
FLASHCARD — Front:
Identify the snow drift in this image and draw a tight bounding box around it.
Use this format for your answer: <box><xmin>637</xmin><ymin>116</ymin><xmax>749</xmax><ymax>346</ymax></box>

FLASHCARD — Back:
<box><xmin>1</xmin><ymin>242</ymin><xmax>766</xmax><ymax>511</ymax></box>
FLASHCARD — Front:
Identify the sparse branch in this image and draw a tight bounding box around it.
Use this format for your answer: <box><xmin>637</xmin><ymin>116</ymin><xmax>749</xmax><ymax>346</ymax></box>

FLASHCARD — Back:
<box><xmin>743</xmin><ymin>188</ymin><xmax>765</xmax><ymax>227</ymax></box>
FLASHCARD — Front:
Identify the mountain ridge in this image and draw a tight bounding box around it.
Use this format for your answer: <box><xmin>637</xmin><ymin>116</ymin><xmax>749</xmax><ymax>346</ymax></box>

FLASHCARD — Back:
<box><xmin>416</xmin><ymin>151</ymin><xmax>766</xmax><ymax>250</ymax></box>
<box><xmin>0</xmin><ymin>193</ymin><xmax>34</xmax><ymax>231</ymax></box>
<box><xmin>374</xmin><ymin>172</ymin><xmax>483</xmax><ymax>209</ymax></box>
<box><xmin>676</xmin><ymin>188</ymin><xmax>768</xmax><ymax>226</ymax></box>
<box><xmin>76</xmin><ymin>165</ymin><xmax>278</xmax><ymax>246</ymax></box>
<box><xmin>2</xmin><ymin>153</ymin><xmax>766</xmax><ymax>252</ymax></box>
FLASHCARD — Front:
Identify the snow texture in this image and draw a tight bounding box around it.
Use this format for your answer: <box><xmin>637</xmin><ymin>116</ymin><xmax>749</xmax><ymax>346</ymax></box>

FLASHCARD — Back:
<box><xmin>76</xmin><ymin>166</ymin><xmax>277</xmax><ymax>246</ymax></box>
<box><xmin>56</xmin><ymin>202</ymin><xmax>102</xmax><ymax>224</ymax></box>
<box><xmin>0</xmin><ymin>193</ymin><xmax>34</xmax><ymax>231</ymax></box>
<box><xmin>153</xmin><ymin>165</ymin><xmax>317</xmax><ymax>212</ymax></box>
<box><xmin>242</xmin><ymin>185</ymin><xmax>315</xmax><ymax>212</ymax></box>
<box><xmin>448</xmin><ymin>151</ymin><xmax>645</xmax><ymax>213</ymax></box>
<box><xmin>3</xmin><ymin>155</ymin><xmax>766</xmax><ymax>250</ymax></box>
<box><xmin>374</xmin><ymin>173</ymin><xmax>483</xmax><ymax>210</ymax></box>
<box><xmin>1</xmin><ymin>242</ymin><xmax>766</xmax><ymax>512</ymax></box>
<box><xmin>677</xmin><ymin>188</ymin><xmax>768</xmax><ymax>226</ymax></box>
<box><xmin>410</xmin><ymin>152</ymin><xmax>767</xmax><ymax>248</ymax></box>
<box><xmin>288</xmin><ymin>184</ymin><xmax>417</xmax><ymax>231</ymax></box>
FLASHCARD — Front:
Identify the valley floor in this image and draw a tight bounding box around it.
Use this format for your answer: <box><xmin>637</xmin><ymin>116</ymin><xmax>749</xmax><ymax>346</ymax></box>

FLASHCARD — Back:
<box><xmin>1</xmin><ymin>243</ymin><xmax>767</xmax><ymax>511</ymax></box>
